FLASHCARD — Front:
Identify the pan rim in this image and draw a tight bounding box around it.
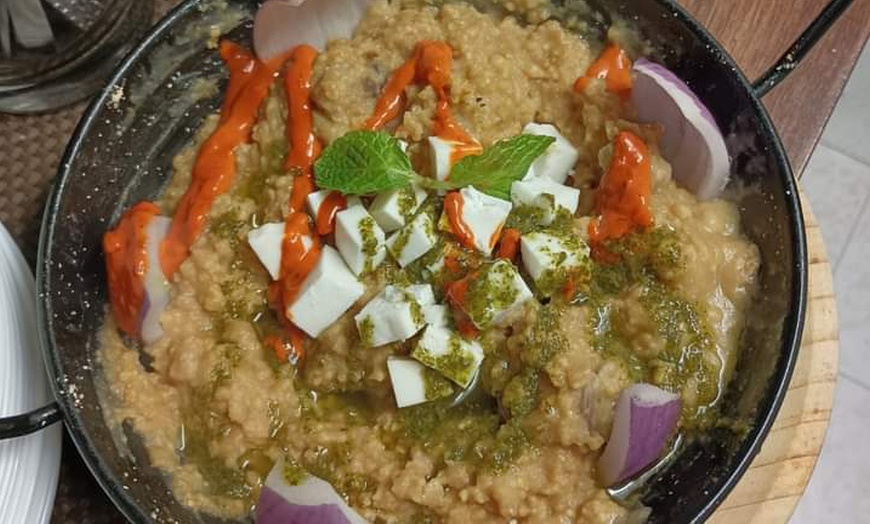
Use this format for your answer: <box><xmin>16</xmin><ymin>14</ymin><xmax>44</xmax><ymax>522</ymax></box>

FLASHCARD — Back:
<box><xmin>36</xmin><ymin>0</ymin><xmax>809</xmax><ymax>522</ymax></box>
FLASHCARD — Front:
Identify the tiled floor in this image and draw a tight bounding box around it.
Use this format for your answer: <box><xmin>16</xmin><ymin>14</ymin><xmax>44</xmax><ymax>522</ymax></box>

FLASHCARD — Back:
<box><xmin>790</xmin><ymin>43</ymin><xmax>870</xmax><ymax>523</ymax></box>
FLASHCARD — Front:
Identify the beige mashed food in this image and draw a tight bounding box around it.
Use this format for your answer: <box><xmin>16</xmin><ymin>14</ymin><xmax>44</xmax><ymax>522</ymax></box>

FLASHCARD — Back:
<box><xmin>99</xmin><ymin>1</ymin><xmax>760</xmax><ymax>522</ymax></box>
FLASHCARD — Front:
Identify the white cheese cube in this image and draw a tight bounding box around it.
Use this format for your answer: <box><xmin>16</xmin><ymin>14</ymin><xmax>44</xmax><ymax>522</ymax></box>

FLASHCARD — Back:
<box><xmin>305</xmin><ymin>189</ymin><xmax>361</xmax><ymax>220</ymax></box>
<box><xmin>386</xmin><ymin>357</ymin><xmax>453</xmax><ymax>408</ymax></box>
<box><xmin>387</xmin><ymin>357</ymin><xmax>427</xmax><ymax>408</ymax></box>
<box><xmin>390</xmin><ymin>283</ymin><xmax>436</xmax><ymax>306</ymax></box>
<box><xmin>412</xmin><ymin>326</ymin><xmax>484</xmax><ymax>388</ymax></box>
<box><xmin>429</xmin><ymin>136</ymin><xmax>456</xmax><ymax>184</ymax></box>
<box><xmin>354</xmin><ymin>284</ymin><xmax>433</xmax><ymax>347</ymax></box>
<box><xmin>428</xmin><ymin>136</ymin><xmax>482</xmax><ymax>189</ymax></box>
<box><xmin>247</xmin><ymin>222</ymin><xmax>288</xmax><ymax>280</ymax></box>
<box><xmin>386</xmin><ymin>212</ymin><xmax>437</xmax><ymax>267</ymax></box>
<box><xmin>288</xmin><ymin>246</ymin><xmax>365</xmax><ymax>338</ymax></box>
<box><xmin>423</xmin><ymin>304</ymin><xmax>450</xmax><ymax>327</ymax></box>
<box><xmin>369</xmin><ymin>185</ymin><xmax>428</xmax><ymax>232</ymax></box>
<box><xmin>510</xmin><ymin>176</ymin><xmax>580</xmax><ymax>225</ymax></box>
<box><xmin>522</xmin><ymin>164</ymin><xmax>537</xmax><ymax>181</ymax></box>
<box><xmin>427</xmin><ymin>252</ymin><xmax>445</xmax><ymax>274</ymax></box>
<box><xmin>520</xmin><ymin>232</ymin><xmax>590</xmax><ymax>297</ymax></box>
<box><xmin>522</xmin><ymin>123</ymin><xmax>579</xmax><ymax>184</ymax></box>
<box><xmin>455</xmin><ymin>259</ymin><xmax>533</xmax><ymax>329</ymax></box>
<box><xmin>335</xmin><ymin>205</ymin><xmax>386</xmax><ymax>275</ymax></box>
<box><xmin>449</xmin><ymin>186</ymin><xmax>512</xmax><ymax>255</ymax></box>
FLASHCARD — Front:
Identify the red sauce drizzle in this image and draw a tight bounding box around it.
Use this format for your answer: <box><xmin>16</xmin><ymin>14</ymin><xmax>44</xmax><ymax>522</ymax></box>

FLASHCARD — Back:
<box><xmin>268</xmin><ymin>45</ymin><xmax>325</xmax><ymax>360</ymax></box>
<box><xmin>562</xmin><ymin>274</ymin><xmax>578</xmax><ymax>301</ymax></box>
<box><xmin>449</xmin><ymin>142</ymin><xmax>484</xmax><ymax>166</ymax></box>
<box><xmin>160</xmin><ymin>42</ymin><xmax>280</xmax><ymax>277</ymax></box>
<box><xmin>263</xmin><ymin>212</ymin><xmax>321</xmax><ymax>365</ymax></box>
<box><xmin>364</xmin><ymin>41</ymin><xmax>481</xmax><ymax>162</ymax></box>
<box><xmin>444</xmin><ymin>191</ymin><xmax>476</xmax><ymax>250</ymax></box>
<box><xmin>284</xmin><ymin>45</ymin><xmax>323</xmax><ymax>214</ymax></box>
<box><xmin>443</xmin><ymin>252</ymin><xmax>463</xmax><ymax>274</ymax></box>
<box><xmin>488</xmin><ymin>224</ymin><xmax>505</xmax><ymax>252</ymax></box>
<box><xmin>264</xmin><ymin>294</ymin><xmax>308</xmax><ymax>365</ymax></box>
<box><xmin>364</xmin><ymin>55</ymin><xmax>417</xmax><ymax>131</ymax></box>
<box><xmin>496</xmin><ymin>228</ymin><xmax>521</xmax><ymax>261</ymax></box>
<box><xmin>314</xmin><ymin>191</ymin><xmax>348</xmax><ymax>236</ymax></box>
<box><xmin>588</xmin><ymin>131</ymin><xmax>653</xmax><ymax>261</ymax></box>
<box><xmin>275</xmin><ymin>44</ymin><xmax>324</xmax><ymax>311</ymax></box>
<box><xmin>270</xmin><ymin>213</ymin><xmax>321</xmax><ymax>362</ymax></box>
<box><xmin>277</xmin><ymin>214</ymin><xmax>322</xmax><ymax>309</ymax></box>
<box><xmin>574</xmin><ymin>43</ymin><xmax>633</xmax><ymax>99</ymax></box>
<box><xmin>445</xmin><ymin>276</ymin><xmax>480</xmax><ymax>339</ymax></box>
<box><xmin>220</xmin><ymin>41</ymin><xmax>258</xmax><ymax>118</ymax></box>
<box><xmin>103</xmin><ymin>202</ymin><xmax>161</xmax><ymax>339</ymax></box>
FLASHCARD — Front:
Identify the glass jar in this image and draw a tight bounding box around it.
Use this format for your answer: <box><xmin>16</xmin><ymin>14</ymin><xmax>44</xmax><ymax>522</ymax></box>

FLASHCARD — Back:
<box><xmin>0</xmin><ymin>0</ymin><xmax>154</xmax><ymax>113</ymax></box>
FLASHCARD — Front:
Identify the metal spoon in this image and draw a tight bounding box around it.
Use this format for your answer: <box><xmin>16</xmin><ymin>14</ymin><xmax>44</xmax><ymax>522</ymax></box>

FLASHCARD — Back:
<box><xmin>450</xmin><ymin>369</ymin><xmax>482</xmax><ymax>407</ymax></box>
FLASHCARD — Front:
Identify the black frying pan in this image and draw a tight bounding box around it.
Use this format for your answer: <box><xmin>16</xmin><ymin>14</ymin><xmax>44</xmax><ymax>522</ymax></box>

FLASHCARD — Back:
<box><xmin>0</xmin><ymin>0</ymin><xmax>853</xmax><ymax>521</ymax></box>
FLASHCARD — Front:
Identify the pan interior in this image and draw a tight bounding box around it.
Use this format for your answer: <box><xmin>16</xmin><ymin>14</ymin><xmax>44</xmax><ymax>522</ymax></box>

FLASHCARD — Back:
<box><xmin>38</xmin><ymin>1</ymin><xmax>805</xmax><ymax>522</ymax></box>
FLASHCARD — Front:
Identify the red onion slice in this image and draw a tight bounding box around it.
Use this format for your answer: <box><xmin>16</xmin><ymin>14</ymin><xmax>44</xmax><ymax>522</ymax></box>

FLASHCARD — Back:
<box><xmin>253</xmin><ymin>0</ymin><xmax>371</xmax><ymax>61</ymax></box>
<box><xmin>257</xmin><ymin>487</ymin><xmax>353</xmax><ymax>524</ymax></box>
<box><xmin>140</xmin><ymin>216</ymin><xmax>171</xmax><ymax>344</ymax></box>
<box><xmin>632</xmin><ymin>58</ymin><xmax>730</xmax><ymax>200</ymax></box>
<box><xmin>598</xmin><ymin>383</ymin><xmax>681</xmax><ymax>486</ymax></box>
<box><xmin>256</xmin><ymin>456</ymin><xmax>366</xmax><ymax>524</ymax></box>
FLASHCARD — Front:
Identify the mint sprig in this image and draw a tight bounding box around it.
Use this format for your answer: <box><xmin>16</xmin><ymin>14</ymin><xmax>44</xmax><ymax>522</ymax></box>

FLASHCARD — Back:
<box><xmin>314</xmin><ymin>131</ymin><xmax>418</xmax><ymax>195</ymax></box>
<box><xmin>447</xmin><ymin>134</ymin><xmax>555</xmax><ymax>200</ymax></box>
<box><xmin>313</xmin><ymin>130</ymin><xmax>554</xmax><ymax>199</ymax></box>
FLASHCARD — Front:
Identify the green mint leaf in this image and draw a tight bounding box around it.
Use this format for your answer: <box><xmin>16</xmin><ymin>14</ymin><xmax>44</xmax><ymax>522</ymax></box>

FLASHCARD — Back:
<box><xmin>314</xmin><ymin>130</ymin><xmax>415</xmax><ymax>195</ymax></box>
<box><xmin>447</xmin><ymin>135</ymin><xmax>556</xmax><ymax>200</ymax></box>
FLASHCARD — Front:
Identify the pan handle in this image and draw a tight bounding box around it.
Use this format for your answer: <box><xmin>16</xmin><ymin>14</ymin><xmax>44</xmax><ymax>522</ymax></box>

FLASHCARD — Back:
<box><xmin>752</xmin><ymin>0</ymin><xmax>855</xmax><ymax>97</ymax></box>
<box><xmin>0</xmin><ymin>403</ymin><xmax>63</xmax><ymax>440</ymax></box>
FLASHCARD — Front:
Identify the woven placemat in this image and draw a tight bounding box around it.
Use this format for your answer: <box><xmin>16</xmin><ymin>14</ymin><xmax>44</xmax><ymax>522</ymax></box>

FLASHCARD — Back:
<box><xmin>0</xmin><ymin>2</ymin><xmax>177</xmax><ymax>521</ymax></box>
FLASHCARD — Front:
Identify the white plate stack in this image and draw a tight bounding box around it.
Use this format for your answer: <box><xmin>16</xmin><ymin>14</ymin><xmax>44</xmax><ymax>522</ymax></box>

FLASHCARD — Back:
<box><xmin>0</xmin><ymin>222</ymin><xmax>62</xmax><ymax>523</ymax></box>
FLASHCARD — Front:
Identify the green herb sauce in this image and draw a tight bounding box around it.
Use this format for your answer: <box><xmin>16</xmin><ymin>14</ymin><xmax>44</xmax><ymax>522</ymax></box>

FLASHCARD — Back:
<box><xmin>484</xmin><ymin>419</ymin><xmax>532</xmax><ymax>473</ymax></box>
<box><xmin>501</xmin><ymin>368</ymin><xmax>539</xmax><ymax>418</ymax></box>
<box><xmin>358</xmin><ymin>215</ymin><xmax>379</xmax><ymax>274</ymax></box>
<box><xmin>210</xmin><ymin>211</ymin><xmax>245</xmax><ymax>246</ymax></box>
<box><xmin>408</xmin><ymin>298</ymin><xmax>425</xmax><ymax>327</ymax></box>
<box><xmin>397</xmin><ymin>186</ymin><xmax>418</xmax><ymax>220</ymax></box>
<box><xmin>524</xmin><ymin>304</ymin><xmax>569</xmax><ymax>369</ymax></box>
<box><xmin>237</xmin><ymin>141</ymin><xmax>287</xmax><ymax>212</ymax></box>
<box><xmin>281</xmin><ymin>455</ymin><xmax>308</xmax><ymax>486</ymax></box>
<box><xmin>462</xmin><ymin>260</ymin><xmax>521</xmax><ymax>328</ymax></box>
<box><xmin>179</xmin><ymin>389</ymin><xmax>253</xmax><ymax>500</ymax></box>
<box><xmin>358</xmin><ymin>316</ymin><xmax>374</xmax><ymax>347</ymax></box>
<box><xmin>422</xmin><ymin>367</ymin><xmax>456</xmax><ymax>400</ymax></box>
<box><xmin>388</xmin><ymin>224</ymin><xmax>412</xmax><ymax>260</ymax></box>
<box><xmin>412</xmin><ymin>333</ymin><xmax>477</xmax><ymax>387</ymax></box>
<box><xmin>587</xmin><ymin>227</ymin><xmax>720</xmax><ymax>426</ymax></box>
<box><xmin>505</xmin><ymin>205</ymin><xmax>573</xmax><ymax>235</ymax></box>
<box><xmin>300</xmin><ymin>444</ymin><xmax>375</xmax><ymax>505</ymax></box>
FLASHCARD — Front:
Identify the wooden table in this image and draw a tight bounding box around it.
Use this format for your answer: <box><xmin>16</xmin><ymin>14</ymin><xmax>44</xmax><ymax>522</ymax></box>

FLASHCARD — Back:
<box><xmin>681</xmin><ymin>0</ymin><xmax>870</xmax><ymax>176</ymax></box>
<box><xmin>0</xmin><ymin>0</ymin><xmax>864</xmax><ymax>522</ymax></box>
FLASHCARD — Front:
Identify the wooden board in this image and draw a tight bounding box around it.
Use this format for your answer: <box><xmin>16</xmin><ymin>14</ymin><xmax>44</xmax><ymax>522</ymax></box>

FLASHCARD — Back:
<box><xmin>709</xmin><ymin>190</ymin><xmax>838</xmax><ymax>523</ymax></box>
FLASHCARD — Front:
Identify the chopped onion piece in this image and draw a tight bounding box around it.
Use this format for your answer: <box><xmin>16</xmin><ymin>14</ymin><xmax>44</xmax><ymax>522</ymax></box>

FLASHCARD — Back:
<box><xmin>253</xmin><ymin>0</ymin><xmax>371</xmax><ymax>60</ymax></box>
<box><xmin>256</xmin><ymin>456</ymin><xmax>366</xmax><ymax>524</ymax></box>
<box><xmin>598</xmin><ymin>383</ymin><xmax>681</xmax><ymax>486</ymax></box>
<box><xmin>631</xmin><ymin>58</ymin><xmax>730</xmax><ymax>200</ymax></box>
<box><xmin>140</xmin><ymin>216</ymin><xmax>171</xmax><ymax>344</ymax></box>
